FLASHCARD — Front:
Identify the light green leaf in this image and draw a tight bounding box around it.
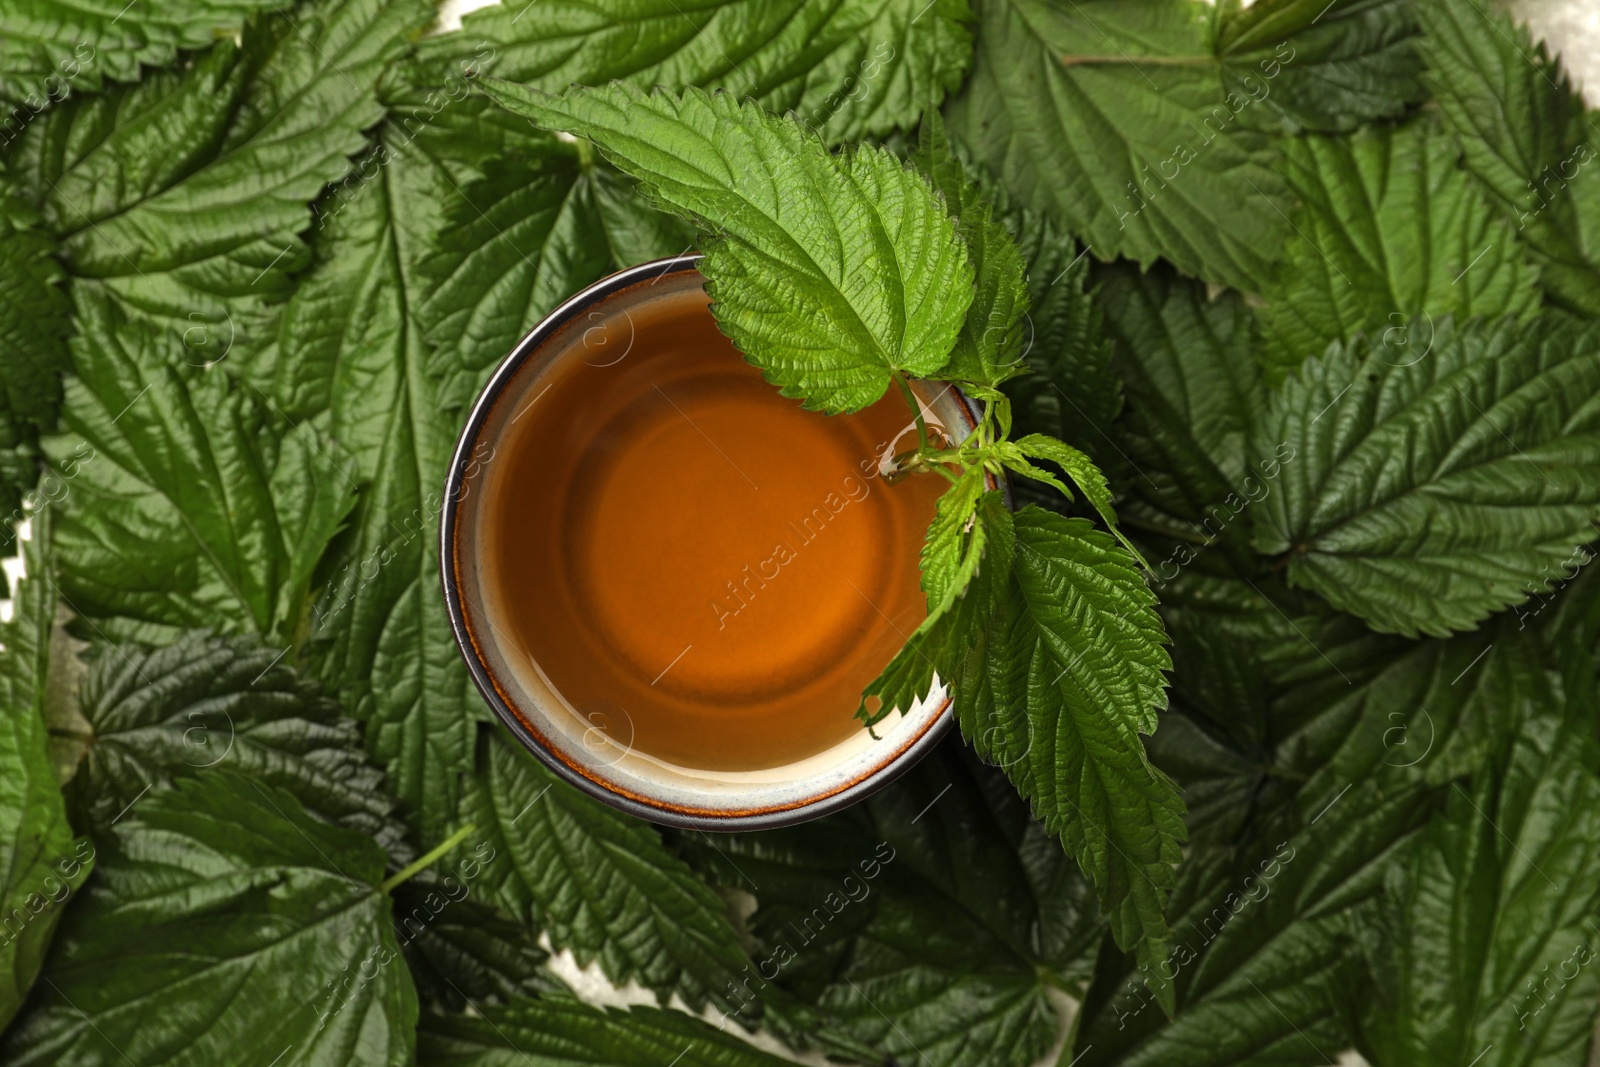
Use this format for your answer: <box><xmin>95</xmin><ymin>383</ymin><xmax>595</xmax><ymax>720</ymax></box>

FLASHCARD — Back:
<box><xmin>944</xmin><ymin>0</ymin><xmax>1290</xmax><ymax>291</ymax></box>
<box><xmin>953</xmin><ymin>507</ymin><xmax>1181</xmax><ymax>1011</ymax></box>
<box><xmin>913</xmin><ymin>112</ymin><xmax>1029</xmax><ymax>388</ymax></box>
<box><xmin>476</xmin><ymin>80</ymin><xmax>973</xmax><ymax>414</ymax></box>
<box><xmin>0</xmin><ymin>507</ymin><xmax>92</xmax><ymax>1030</ymax></box>
<box><xmin>1418</xmin><ymin>0</ymin><xmax>1600</xmax><ymax>315</ymax></box>
<box><xmin>0</xmin><ymin>773</ymin><xmax>416</xmax><ymax>1067</ymax></box>
<box><xmin>0</xmin><ymin>0</ymin><xmax>280</xmax><ymax>104</ymax></box>
<box><xmin>1008</xmin><ymin>433</ymin><xmax>1145</xmax><ymax>563</ymax></box>
<box><xmin>1253</xmin><ymin>315</ymin><xmax>1600</xmax><ymax>638</ymax></box>
<box><xmin>1216</xmin><ymin>0</ymin><xmax>1423</xmax><ymax>132</ymax></box>
<box><xmin>1261</xmin><ymin>117</ymin><xmax>1541</xmax><ymax>383</ymax></box>
<box><xmin>460</xmin><ymin>733</ymin><xmax>756</xmax><ymax>1015</ymax></box>
<box><xmin>416</xmin><ymin>0</ymin><xmax>974</xmax><ymax>145</ymax></box>
<box><xmin>1359</xmin><ymin>712</ymin><xmax>1600</xmax><ymax>1067</ymax></box>
<box><xmin>40</xmin><ymin>287</ymin><xmax>356</xmax><ymax>646</ymax></box>
<box><xmin>418</xmin><ymin>994</ymin><xmax>796</xmax><ymax>1066</ymax></box>
<box><xmin>2</xmin><ymin>0</ymin><xmax>433</xmax><ymax>352</ymax></box>
<box><xmin>67</xmin><ymin>630</ymin><xmax>405</xmax><ymax>854</ymax></box>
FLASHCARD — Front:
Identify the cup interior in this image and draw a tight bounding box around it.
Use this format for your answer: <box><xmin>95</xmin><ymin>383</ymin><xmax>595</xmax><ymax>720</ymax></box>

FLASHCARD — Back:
<box><xmin>441</xmin><ymin>259</ymin><xmax>979</xmax><ymax>828</ymax></box>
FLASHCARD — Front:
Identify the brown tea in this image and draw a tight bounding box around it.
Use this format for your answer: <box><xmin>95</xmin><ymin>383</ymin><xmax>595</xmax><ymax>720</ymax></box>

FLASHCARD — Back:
<box><xmin>479</xmin><ymin>286</ymin><xmax>946</xmax><ymax>771</ymax></box>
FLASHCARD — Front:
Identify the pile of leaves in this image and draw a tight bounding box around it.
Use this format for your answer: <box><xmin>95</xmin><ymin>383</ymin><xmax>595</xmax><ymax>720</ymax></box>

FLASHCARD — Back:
<box><xmin>2</xmin><ymin>0</ymin><xmax>1600</xmax><ymax>1065</ymax></box>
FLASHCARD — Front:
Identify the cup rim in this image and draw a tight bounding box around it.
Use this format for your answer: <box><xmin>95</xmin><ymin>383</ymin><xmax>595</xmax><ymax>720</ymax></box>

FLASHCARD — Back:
<box><xmin>439</xmin><ymin>254</ymin><xmax>981</xmax><ymax>830</ymax></box>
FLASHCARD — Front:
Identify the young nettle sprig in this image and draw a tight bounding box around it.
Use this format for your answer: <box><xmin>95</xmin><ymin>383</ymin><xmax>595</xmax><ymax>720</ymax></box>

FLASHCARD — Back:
<box><xmin>479</xmin><ymin>79</ymin><xmax>1187</xmax><ymax>1014</ymax></box>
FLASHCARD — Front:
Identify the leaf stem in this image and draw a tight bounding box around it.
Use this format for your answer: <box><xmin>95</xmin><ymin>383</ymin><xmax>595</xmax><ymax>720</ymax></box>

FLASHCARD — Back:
<box><xmin>890</xmin><ymin>368</ymin><xmax>932</xmax><ymax>455</ymax></box>
<box><xmin>379</xmin><ymin>823</ymin><xmax>477</xmax><ymax>894</ymax></box>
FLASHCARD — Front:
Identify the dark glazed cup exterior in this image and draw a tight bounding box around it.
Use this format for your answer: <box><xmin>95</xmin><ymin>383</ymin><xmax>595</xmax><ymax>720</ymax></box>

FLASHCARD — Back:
<box><xmin>439</xmin><ymin>255</ymin><xmax>986</xmax><ymax>830</ymax></box>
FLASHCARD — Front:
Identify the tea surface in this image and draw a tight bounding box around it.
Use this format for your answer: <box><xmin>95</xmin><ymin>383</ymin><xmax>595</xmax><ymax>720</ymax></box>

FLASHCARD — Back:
<box><xmin>480</xmin><ymin>287</ymin><xmax>947</xmax><ymax>771</ymax></box>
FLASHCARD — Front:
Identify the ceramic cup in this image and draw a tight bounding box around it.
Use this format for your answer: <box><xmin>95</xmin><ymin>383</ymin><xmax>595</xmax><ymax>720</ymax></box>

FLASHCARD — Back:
<box><xmin>440</xmin><ymin>255</ymin><xmax>986</xmax><ymax>829</ymax></box>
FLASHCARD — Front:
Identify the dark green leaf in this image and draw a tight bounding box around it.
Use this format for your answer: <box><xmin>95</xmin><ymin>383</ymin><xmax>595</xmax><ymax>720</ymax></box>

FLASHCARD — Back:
<box><xmin>41</xmin><ymin>287</ymin><xmax>357</xmax><ymax>646</ymax></box>
<box><xmin>1358</xmin><ymin>711</ymin><xmax>1600</xmax><ymax>1067</ymax></box>
<box><xmin>1216</xmin><ymin>0</ymin><xmax>1423</xmax><ymax>132</ymax></box>
<box><xmin>460</xmin><ymin>732</ymin><xmax>755</xmax><ymax>1016</ymax></box>
<box><xmin>1418</xmin><ymin>0</ymin><xmax>1600</xmax><ymax>315</ymax></box>
<box><xmin>394</xmin><ymin>879</ymin><xmax>563</xmax><ymax>1013</ymax></box>
<box><xmin>1261</xmin><ymin>116</ymin><xmax>1541</xmax><ymax>383</ymax></box>
<box><xmin>477</xmin><ymin>80</ymin><xmax>973</xmax><ymax>414</ymax></box>
<box><xmin>1</xmin><ymin>773</ymin><xmax>416</xmax><ymax>1067</ymax></box>
<box><xmin>0</xmin><ymin>506</ymin><xmax>92</xmax><ymax>1030</ymax></box>
<box><xmin>418</xmin><ymin>994</ymin><xmax>797</xmax><ymax>1066</ymax></box>
<box><xmin>68</xmin><ymin>630</ymin><xmax>404</xmax><ymax>853</ymax></box>
<box><xmin>944</xmin><ymin>0</ymin><xmax>1291</xmax><ymax>291</ymax></box>
<box><xmin>416</xmin><ymin>0</ymin><xmax>974</xmax><ymax>145</ymax></box>
<box><xmin>3</xmin><ymin>0</ymin><xmax>434</xmax><ymax>351</ymax></box>
<box><xmin>0</xmin><ymin>0</ymin><xmax>280</xmax><ymax>104</ymax></box>
<box><xmin>0</xmin><ymin>207</ymin><xmax>70</xmax><ymax>549</ymax></box>
<box><xmin>1254</xmin><ymin>315</ymin><xmax>1600</xmax><ymax>638</ymax></box>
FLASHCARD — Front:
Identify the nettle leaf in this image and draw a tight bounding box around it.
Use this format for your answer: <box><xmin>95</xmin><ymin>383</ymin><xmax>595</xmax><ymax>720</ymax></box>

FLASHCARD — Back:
<box><xmin>913</xmin><ymin>114</ymin><xmax>1028</xmax><ymax>388</ymax></box>
<box><xmin>1005</xmin><ymin>210</ymin><xmax>1121</xmax><ymax>463</ymax></box>
<box><xmin>477</xmin><ymin>80</ymin><xmax>973</xmax><ymax>414</ymax></box>
<box><xmin>416</xmin><ymin>143</ymin><xmax>689</xmax><ymax>406</ymax></box>
<box><xmin>280</xmin><ymin>139</ymin><xmax>494</xmax><ymax>842</ymax></box>
<box><xmin>680</xmin><ymin>743</ymin><xmax>1101</xmax><ymax>1067</ymax></box>
<box><xmin>1254</xmin><ymin>315</ymin><xmax>1600</xmax><ymax>638</ymax></box>
<box><xmin>0</xmin><ymin>0</ymin><xmax>280</xmax><ymax>104</ymax></box>
<box><xmin>395</xmin><ymin>880</ymin><xmax>562</xmax><ymax>1014</ymax></box>
<box><xmin>1261</xmin><ymin>117</ymin><xmax>1541</xmax><ymax>383</ymax></box>
<box><xmin>1</xmin><ymin>773</ymin><xmax>416</xmax><ymax>1067</ymax></box>
<box><xmin>954</xmin><ymin>507</ymin><xmax>1182</xmax><ymax>1011</ymax></box>
<box><xmin>1215</xmin><ymin>0</ymin><xmax>1423</xmax><ymax>133</ymax></box>
<box><xmin>67</xmin><ymin>630</ymin><xmax>405</xmax><ymax>854</ymax></box>
<box><xmin>1073</xmin><ymin>780</ymin><xmax>1441</xmax><ymax>1066</ymax></box>
<box><xmin>417</xmin><ymin>0</ymin><xmax>974</xmax><ymax>144</ymax></box>
<box><xmin>418</xmin><ymin>995</ymin><xmax>796</xmax><ymax>1067</ymax></box>
<box><xmin>1096</xmin><ymin>263</ymin><xmax>1269</xmax><ymax>556</ymax></box>
<box><xmin>1419</xmin><ymin>0</ymin><xmax>1600</xmax><ymax>316</ymax></box>
<box><xmin>0</xmin><ymin>508</ymin><xmax>92</xmax><ymax>1029</ymax></box>
<box><xmin>0</xmin><ymin>206</ymin><xmax>71</xmax><ymax>537</ymax></box>
<box><xmin>2</xmin><ymin>0</ymin><xmax>433</xmax><ymax>353</ymax></box>
<box><xmin>1358</xmin><ymin>712</ymin><xmax>1600</xmax><ymax>1067</ymax></box>
<box><xmin>460</xmin><ymin>733</ymin><xmax>754</xmax><ymax>1015</ymax></box>
<box><xmin>944</xmin><ymin>0</ymin><xmax>1290</xmax><ymax>291</ymax></box>
<box><xmin>41</xmin><ymin>288</ymin><xmax>356</xmax><ymax>646</ymax></box>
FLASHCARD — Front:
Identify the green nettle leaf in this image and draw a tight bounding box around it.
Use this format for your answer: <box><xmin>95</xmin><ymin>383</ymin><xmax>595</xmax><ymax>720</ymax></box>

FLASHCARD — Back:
<box><xmin>944</xmin><ymin>0</ymin><xmax>1291</xmax><ymax>291</ymax></box>
<box><xmin>1215</xmin><ymin>0</ymin><xmax>1423</xmax><ymax>132</ymax></box>
<box><xmin>418</xmin><ymin>995</ymin><xmax>797</xmax><ymax>1067</ymax></box>
<box><xmin>1254</xmin><ymin>315</ymin><xmax>1600</xmax><ymax>638</ymax></box>
<box><xmin>1</xmin><ymin>773</ymin><xmax>417</xmax><ymax>1067</ymax></box>
<box><xmin>913</xmin><ymin>114</ymin><xmax>1029</xmax><ymax>388</ymax></box>
<box><xmin>0</xmin><ymin>0</ymin><xmax>280</xmax><ymax>104</ymax></box>
<box><xmin>0</xmin><ymin>208</ymin><xmax>71</xmax><ymax>547</ymax></box>
<box><xmin>1073</xmin><ymin>781</ymin><xmax>1441</xmax><ymax>1066</ymax></box>
<box><xmin>67</xmin><ymin>630</ymin><xmax>405</xmax><ymax>853</ymax></box>
<box><xmin>476</xmin><ymin>80</ymin><xmax>973</xmax><ymax>414</ymax></box>
<box><xmin>1358</xmin><ymin>713</ymin><xmax>1600</xmax><ymax>1067</ymax></box>
<box><xmin>415</xmin><ymin>146</ymin><xmax>684</xmax><ymax>406</ymax></box>
<box><xmin>1005</xmin><ymin>211</ymin><xmax>1121</xmax><ymax>462</ymax></box>
<box><xmin>954</xmin><ymin>507</ymin><xmax>1182</xmax><ymax>1011</ymax></box>
<box><xmin>0</xmin><ymin>508</ymin><xmax>93</xmax><ymax>1030</ymax></box>
<box><xmin>1418</xmin><ymin>0</ymin><xmax>1600</xmax><ymax>315</ymax></box>
<box><xmin>40</xmin><ymin>288</ymin><xmax>356</xmax><ymax>646</ymax></box>
<box><xmin>416</xmin><ymin>0</ymin><xmax>974</xmax><ymax>145</ymax></box>
<box><xmin>1261</xmin><ymin>117</ymin><xmax>1541</xmax><ymax>383</ymax></box>
<box><xmin>460</xmin><ymin>733</ymin><xmax>755</xmax><ymax>1015</ymax></box>
<box><xmin>1</xmin><ymin>0</ymin><xmax>433</xmax><ymax>352</ymax></box>
<box><xmin>1095</xmin><ymin>263</ymin><xmax>1269</xmax><ymax>556</ymax></box>
<box><xmin>394</xmin><ymin>881</ymin><xmax>563</xmax><ymax>1014</ymax></box>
